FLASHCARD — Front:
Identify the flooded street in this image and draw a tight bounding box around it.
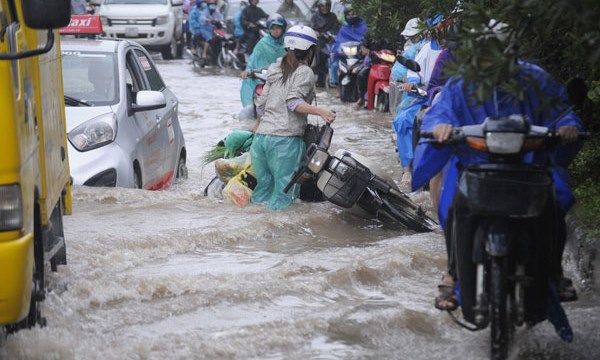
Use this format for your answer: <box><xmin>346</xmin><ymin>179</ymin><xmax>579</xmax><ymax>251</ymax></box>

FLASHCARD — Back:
<box><xmin>2</xmin><ymin>58</ymin><xmax>599</xmax><ymax>360</ymax></box>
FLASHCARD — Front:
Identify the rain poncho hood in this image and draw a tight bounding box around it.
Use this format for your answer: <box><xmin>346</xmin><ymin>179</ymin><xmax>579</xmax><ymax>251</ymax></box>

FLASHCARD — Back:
<box><xmin>332</xmin><ymin>18</ymin><xmax>368</xmax><ymax>63</ymax></box>
<box><xmin>412</xmin><ymin>61</ymin><xmax>584</xmax><ymax>227</ymax></box>
<box><xmin>240</xmin><ymin>34</ymin><xmax>287</xmax><ymax>108</ymax></box>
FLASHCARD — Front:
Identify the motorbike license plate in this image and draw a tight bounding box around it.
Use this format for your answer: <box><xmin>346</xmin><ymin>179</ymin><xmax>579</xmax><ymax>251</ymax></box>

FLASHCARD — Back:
<box><xmin>125</xmin><ymin>27</ymin><xmax>139</xmax><ymax>37</ymax></box>
<box><xmin>341</xmin><ymin>77</ymin><xmax>350</xmax><ymax>86</ymax></box>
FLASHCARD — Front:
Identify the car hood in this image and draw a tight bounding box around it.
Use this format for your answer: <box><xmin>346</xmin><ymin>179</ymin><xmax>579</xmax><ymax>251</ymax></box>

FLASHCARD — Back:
<box><xmin>99</xmin><ymin>4</ymin><xmax>170</xmax><ymax>18</ymax></box>
<box><xmin>66</xmin><ymin>106</ymin><xmax>115</xmax><ymax>133</ymax></box>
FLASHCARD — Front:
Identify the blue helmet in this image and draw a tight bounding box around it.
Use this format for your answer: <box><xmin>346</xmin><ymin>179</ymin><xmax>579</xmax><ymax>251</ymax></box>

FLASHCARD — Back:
<box><xmin>267</xmin><ymin>13</ymin><xmax>287</xmax><ymax>30</ymax></box>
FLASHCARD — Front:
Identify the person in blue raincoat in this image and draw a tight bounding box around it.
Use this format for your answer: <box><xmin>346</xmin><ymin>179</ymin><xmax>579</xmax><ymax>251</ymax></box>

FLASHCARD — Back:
<box><xmin>393</xmin><ymin>14</ymin><xmax>444</xmax><ymax>187</ymax></box>
<box><xmin>233</xmin><ymin>1</ymin><xmax>248</xmax><ymax>52</ymax></box>
<box><xmin>412</xmin><ymin>21</ymin><xmax>584</xmax><ymax>311</ymax></box>
<box><xmin>251</xmin><ymin>25</ymin><xmax>336</xmax><ymax>211</ymax></box>
<box><xmin>331</xmin><ymin>5</ymin><xmax>368</xmax><ymax>86</ymax></box>
<box><xmin>198</xmin><ymin>0</ymin><xmax>224</xmax><ymax>63</ymax></box>
<box><xmin>189</xmin><ymin>1</ymin><xmax>207</xmax><ymax>53</ymax></box>
<box><xmin>239</xmin><ymin>13</ymin><xmax>288</xmax><ymax>119</ymax></box>
<box><xmin>389</xmin><ymin>18</ymin><xmax>426</xmax><ymax>117</ymax></box>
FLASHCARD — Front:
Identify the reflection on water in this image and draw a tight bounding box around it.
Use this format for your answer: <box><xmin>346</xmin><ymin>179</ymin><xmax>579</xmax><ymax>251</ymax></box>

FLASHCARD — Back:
<box><xmin>1</xmin><ymin>59</ymin><xmax>598</xmax><ymax>360</ymax></box>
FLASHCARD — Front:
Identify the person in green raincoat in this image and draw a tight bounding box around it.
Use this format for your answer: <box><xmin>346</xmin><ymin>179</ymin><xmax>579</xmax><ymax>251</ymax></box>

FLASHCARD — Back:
<box><xmin>239</xmin><ymin>13</ymin><xmax>288</xmax><ymax>119</ymax></box>
<box><xmin>251</xmin><ymin>25</ymin><xmax>336</xmax><ymax>211</ymax></box>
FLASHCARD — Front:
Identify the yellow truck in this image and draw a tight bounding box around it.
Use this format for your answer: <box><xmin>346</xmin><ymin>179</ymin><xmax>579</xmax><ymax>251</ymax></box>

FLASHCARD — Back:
<box><xmin>0</xmin><ymin>0</ymin><xmax>72</xmax><ymax>331</ymax></box>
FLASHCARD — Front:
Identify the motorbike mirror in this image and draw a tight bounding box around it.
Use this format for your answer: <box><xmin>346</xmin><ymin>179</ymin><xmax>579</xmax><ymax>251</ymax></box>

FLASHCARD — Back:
<box><xmin>396</xmin><ymin>55</ymin><xmax>421</xmax><ymax>73</ymax></box>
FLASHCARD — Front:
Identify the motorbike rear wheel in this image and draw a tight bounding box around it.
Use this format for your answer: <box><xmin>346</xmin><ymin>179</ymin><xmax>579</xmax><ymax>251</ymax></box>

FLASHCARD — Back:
<box><xmin>375</xmin><ymin>92</ymin><xmax>389</xmax><ymax>113</ymax></box>
<box><xmin>490</xmin><ymin>257</ymin><xmax>510</xmax><ymax>360</ymax></box>
<box><xmin>378</xmin><ymin>189</ymin><xmax>437</xmax><ymax>232</ymax></box>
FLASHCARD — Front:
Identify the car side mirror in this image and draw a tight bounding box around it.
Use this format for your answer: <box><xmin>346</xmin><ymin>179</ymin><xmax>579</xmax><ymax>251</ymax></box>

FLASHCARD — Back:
<box><xmin>128</xmin><ymin>90</ymin><xmax>167</xmax><ymax>116</ymax></box>
<box><xmin>22</xmin><ymin>0</ymin><xmax>71</xmax><ymax>29</ymax></box>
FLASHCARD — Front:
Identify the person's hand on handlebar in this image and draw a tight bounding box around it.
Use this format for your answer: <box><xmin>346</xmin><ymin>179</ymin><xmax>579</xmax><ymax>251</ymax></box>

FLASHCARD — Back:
<box><xmin>433</xmin><ymin>124</ymin><xmax>453</xmax><ymax>142</ymax></box>
<box><xmin>319</xmin><ymin>108</ymin><xmax>336</xmax><ymax>124</ymax></box>
<box><xmin>240</xmin><ymin>70</ymin><xmax>248</xmax><ymax>79</ymax></box>
<box><xmin>401</xmin><ymin>82</ymin><xmax>415</xmax><ymax>92</ymax></box>
<box><xmin>558</xmin><ymin>125</ymin><xmax>579</xmax><ymax>144</ymax></box>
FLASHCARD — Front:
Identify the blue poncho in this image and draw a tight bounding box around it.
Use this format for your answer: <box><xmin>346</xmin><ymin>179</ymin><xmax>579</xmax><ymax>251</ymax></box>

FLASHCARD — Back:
<box><xmin>412</xmin><ymin>62</ymin><xmax>584</xmax><ymax>227</ymax></box>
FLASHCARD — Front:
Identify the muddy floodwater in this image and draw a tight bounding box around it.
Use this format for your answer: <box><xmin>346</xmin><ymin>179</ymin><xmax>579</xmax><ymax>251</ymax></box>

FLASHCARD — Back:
<box><xmin>1</xmin><ymin>58</ymin><xmax>599</xmax><ymax>360</ymax></box>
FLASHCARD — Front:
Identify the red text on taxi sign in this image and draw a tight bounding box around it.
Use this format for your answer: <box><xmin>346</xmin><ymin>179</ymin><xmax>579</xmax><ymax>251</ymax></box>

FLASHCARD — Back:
<box><xmin>60</xmin><ymin>15</ymin><xmax>103</xmax><ymax>35</ymax></box>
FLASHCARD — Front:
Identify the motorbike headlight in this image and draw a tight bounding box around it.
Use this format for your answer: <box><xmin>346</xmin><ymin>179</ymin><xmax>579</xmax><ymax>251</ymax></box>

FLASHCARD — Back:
<box><xmin>341</xmin><ymin>46</ymin><xmax>357</xmax><ymax>57</ymax></box>
<box><xmin>100</xmin><ymin>16</ymin><xmax>109</xmax><ymax>26</ymax></box>
<box><xmin>68</xmin><ymin>112</ymin><xmax>117</xmax><ymax>152</ymax></box>
<box><xmin>155</xmin><ymin>15</ymin><xmax>169</xmax><ymax>25</ymax></box>
<box><xmin>485</xmin><ymin>132</ymin><xmax>525</xmax><ymax>154</ymax></box>
<box><xmin>0</xmin><ymin>184</ymin><xmax>23</xmax><ymax>231</ymax></box>
<box><xmin>307</xmin><ymin>149</ymin><xmax>329</xmax><ymax>173</ymax></box>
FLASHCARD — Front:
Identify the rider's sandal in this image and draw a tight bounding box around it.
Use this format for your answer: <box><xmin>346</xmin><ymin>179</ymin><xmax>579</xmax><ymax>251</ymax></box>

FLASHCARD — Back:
<box><xmin>435</xmin><ymin>275</ymin><xmax>459</xmax><ymax>311</ymax></box>
<box><xmin>558</xmin><ymin>277</ymin><xmax>578</xmax><ymax>302</ymax></box>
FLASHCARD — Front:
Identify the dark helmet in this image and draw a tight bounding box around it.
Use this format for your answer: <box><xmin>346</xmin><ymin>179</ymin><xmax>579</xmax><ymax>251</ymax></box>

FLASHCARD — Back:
<box><xmin>343</xmin><ymin>4</ymin><xmax>352</xmax><ymax>16</ymax></box>
<box><xmin>445</xmin><ymin>21</ymin><xmax>460</xmax><ymax>50</ymax></box>
<box><xmin>267</xmin><ymin>13</ymin><xmax>287</xmax><ymax>30</ymax></box>
<box><xmin>317</xmin><ymin>0</ymin><xmax>332</xmax><ymax>6</ymax></box>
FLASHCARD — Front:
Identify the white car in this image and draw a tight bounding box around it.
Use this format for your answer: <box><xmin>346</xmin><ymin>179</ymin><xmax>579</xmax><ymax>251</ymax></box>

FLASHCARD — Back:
<box><xmin>92</xmin><ymin>0</ymin><xmax>184</xmax><ymax>60</ymax></box>
<box><xmin>61</xmin><ymin>38</ymin><xmax>187</xmax><ymax>189</ymax></box>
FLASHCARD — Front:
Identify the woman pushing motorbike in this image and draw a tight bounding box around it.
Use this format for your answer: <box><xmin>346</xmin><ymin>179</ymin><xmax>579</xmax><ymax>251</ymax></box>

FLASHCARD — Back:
<box><xmin>251</xmin><ymin>25</ymin><xmax>336</xmax><ymax>211</ymax></box>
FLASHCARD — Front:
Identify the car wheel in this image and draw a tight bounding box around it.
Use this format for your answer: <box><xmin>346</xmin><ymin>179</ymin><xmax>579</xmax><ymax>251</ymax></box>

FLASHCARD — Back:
<box><xmin>161</xmin><ymin>36</ymin><xmax>177</xmax><ymax>60</ymax></box>
<box><xmin>133</xmin><ymin>167</ymin><xmax>143</xmax><ymax>189</ymax></box>
<box><xmin>176</xmin><ymin>154</ymin><xmax>188</xmax><ymax>180</ymax></box>
<box><xmin>176</xmin><ymin>39</ymin><xmax>184</xmax><ymax>59</ymax></box>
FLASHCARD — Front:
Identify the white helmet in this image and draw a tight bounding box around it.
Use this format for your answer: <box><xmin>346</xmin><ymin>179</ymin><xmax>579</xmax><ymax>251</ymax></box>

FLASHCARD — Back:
<box><xmin>284</xmin><ymin>25</ymin><xmax>318</xmax><ymax>51</ymax></box>
<box><xmin>401</xmin><ymin>17</ymin><xmax>421</xmax><ymax>37</ymax></box>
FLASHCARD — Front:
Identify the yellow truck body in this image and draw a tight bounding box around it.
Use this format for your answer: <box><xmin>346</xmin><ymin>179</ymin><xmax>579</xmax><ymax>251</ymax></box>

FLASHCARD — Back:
<box><xmin>0</xmin><ymin>0</ymin><xmax>72</xmax><ymax>329</ymax></box>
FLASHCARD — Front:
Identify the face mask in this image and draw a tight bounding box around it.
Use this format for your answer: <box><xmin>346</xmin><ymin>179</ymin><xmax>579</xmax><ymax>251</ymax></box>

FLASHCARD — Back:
<box><xmin>346</xmin><ymin>16</ymin><xmax>360</xmax><ymax>26</ymax></box>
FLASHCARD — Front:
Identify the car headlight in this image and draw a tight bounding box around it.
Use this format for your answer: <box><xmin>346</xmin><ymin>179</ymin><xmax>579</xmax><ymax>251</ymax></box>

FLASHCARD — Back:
<box><xmin>485</xmin><ymin>132</ymin><xmax>525</xmax><ymax>154</ymax></box>
<box><xmin>307</xmin><ymin>149</ymin><xmax>329</xmax><ymax>173</ymax></box>
<box><xmin>0</xmin><ymin>184</ymin><xmax>23</xmax><ymax>231</ymax></box>
<box><xmin>100</xmin><ymin>16</ymin><xmax>109</xmax><ymax>26</ymax></box>
<box><xmin>68</xmin><ymin>112</ymin><xmax>117</xmax><ymax>152</ymax></box>
<box><xmin>155</xmin><ymin>15</ymin><xmax>169</xmax><ymax>25</ymax></box>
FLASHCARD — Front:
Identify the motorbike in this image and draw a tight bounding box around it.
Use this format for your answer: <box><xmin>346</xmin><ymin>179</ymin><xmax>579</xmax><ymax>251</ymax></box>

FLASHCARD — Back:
<box><xmin>420</xmin><ymin>116</ymin><xmax>587</xmax><ymax>359</ymax></box>
<box><xmin>216</xmin><ymin>23</ymin><xmax>244</xmax><ymax>70</ymax></box>
<box><xmin>284</xmin><ymin>123</ymin><xmax>438</xmax><ymax>233</ymax></box>
<box><xmin>366</xmin><ymin>49</ymin><xmax>396</xmax><ymax>112</ymax></box>
<box><xmin>337</xmin><ymin>41</ymin><xmax>364</xmax><ymax>103</ymax></box>
<box><xmin>314</xmin><ymin>31</ymin><xmax>336</xmax><ymax>89</ymax></box>
<box><xmin>189</xmin><ymin>20</ymin><xmax>232</xmax><ymax>68</ymax></box>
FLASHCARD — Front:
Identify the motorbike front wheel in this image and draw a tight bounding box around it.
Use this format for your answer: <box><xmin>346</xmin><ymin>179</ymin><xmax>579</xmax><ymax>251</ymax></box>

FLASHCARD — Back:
<box><xmin>490</xmin><ymin>257</ymin><xmax>510</xmax><ymax>360</ymax></box>
<box><xmin>378</xmin><ymin>189</ymin><xmax>437</xmax><ymax>232</ymax></box>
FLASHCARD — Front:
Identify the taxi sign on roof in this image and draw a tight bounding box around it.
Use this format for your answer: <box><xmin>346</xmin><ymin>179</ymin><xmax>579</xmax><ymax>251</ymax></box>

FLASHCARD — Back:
<box><xmin>60</xmin><ymin>15</ymin><xmax>103</xmax><ymax>35</ymax></box>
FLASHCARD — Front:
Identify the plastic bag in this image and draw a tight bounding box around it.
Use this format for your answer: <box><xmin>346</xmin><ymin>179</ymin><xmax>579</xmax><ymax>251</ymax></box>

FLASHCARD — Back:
<box><xmin>223</xmin><ymin>164</ymin><xmax>255</xmax><ymax>207</ymax></box>
<box><xmin>215</xmin><ymin>152</ymin><xmax>250</xmax><ymax>183</ymax></box>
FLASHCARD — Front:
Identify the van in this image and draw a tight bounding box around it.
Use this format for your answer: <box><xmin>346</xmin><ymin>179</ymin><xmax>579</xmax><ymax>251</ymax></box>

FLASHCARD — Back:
<box><xmin>0</xmin><ymin>0</ymin><xmax>72</xmax><ymax>331</ymax></box>
<box><xmin>92</xmin><ymin>0</ymin><xmax>184</xmax><ymax>60</ymax></box>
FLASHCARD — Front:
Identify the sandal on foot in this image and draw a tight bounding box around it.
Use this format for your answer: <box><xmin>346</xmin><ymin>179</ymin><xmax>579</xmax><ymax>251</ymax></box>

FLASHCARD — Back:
<box><xmin>559</xmin><ymin>277</ymin><xmax>578</xmax><ymax>302</ymax></box>
<box><xmin>435</xmin><ymin>277</ymin><xmax>458</xmax><ymax>311</ymax></box>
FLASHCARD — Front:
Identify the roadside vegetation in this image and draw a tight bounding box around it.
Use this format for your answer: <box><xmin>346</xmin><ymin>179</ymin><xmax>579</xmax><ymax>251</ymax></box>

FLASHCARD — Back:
<box><xmin>348</xmin><ymin>0</ymin><xmax>600</xmax><ymax>234</ymax></box>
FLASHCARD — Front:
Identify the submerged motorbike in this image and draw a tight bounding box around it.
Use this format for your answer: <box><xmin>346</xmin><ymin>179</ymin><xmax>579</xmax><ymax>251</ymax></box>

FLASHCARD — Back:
<box><xmin>420</xmin><ymin>116</ymin><xmax>586</xmax><ymax>359</ymax></box>
<box><xmin>285</xmin><ymin>123</ymin><xmax>437</xmax><ymax>233</ymax></box>
<box><xmin>337</xmin><ymin>41</ymin><xmax>364</xmax><ymax>103</ymax></box>
<box><xmin>366</xmin><ymin>49</ymin><xmax>396</xmax><ymax>112</ymax></box>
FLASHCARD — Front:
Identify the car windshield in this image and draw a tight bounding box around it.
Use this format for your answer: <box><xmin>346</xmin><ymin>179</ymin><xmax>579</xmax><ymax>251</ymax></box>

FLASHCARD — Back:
<box><xmin>104</xmin><ymin>0</ymin><xmax>167</xmax><ymax>4</ymax></box>
<box><xmin>61</xmin><ymin>51</ymin><xmax>119</xmax><ymax>106</ymax></box>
